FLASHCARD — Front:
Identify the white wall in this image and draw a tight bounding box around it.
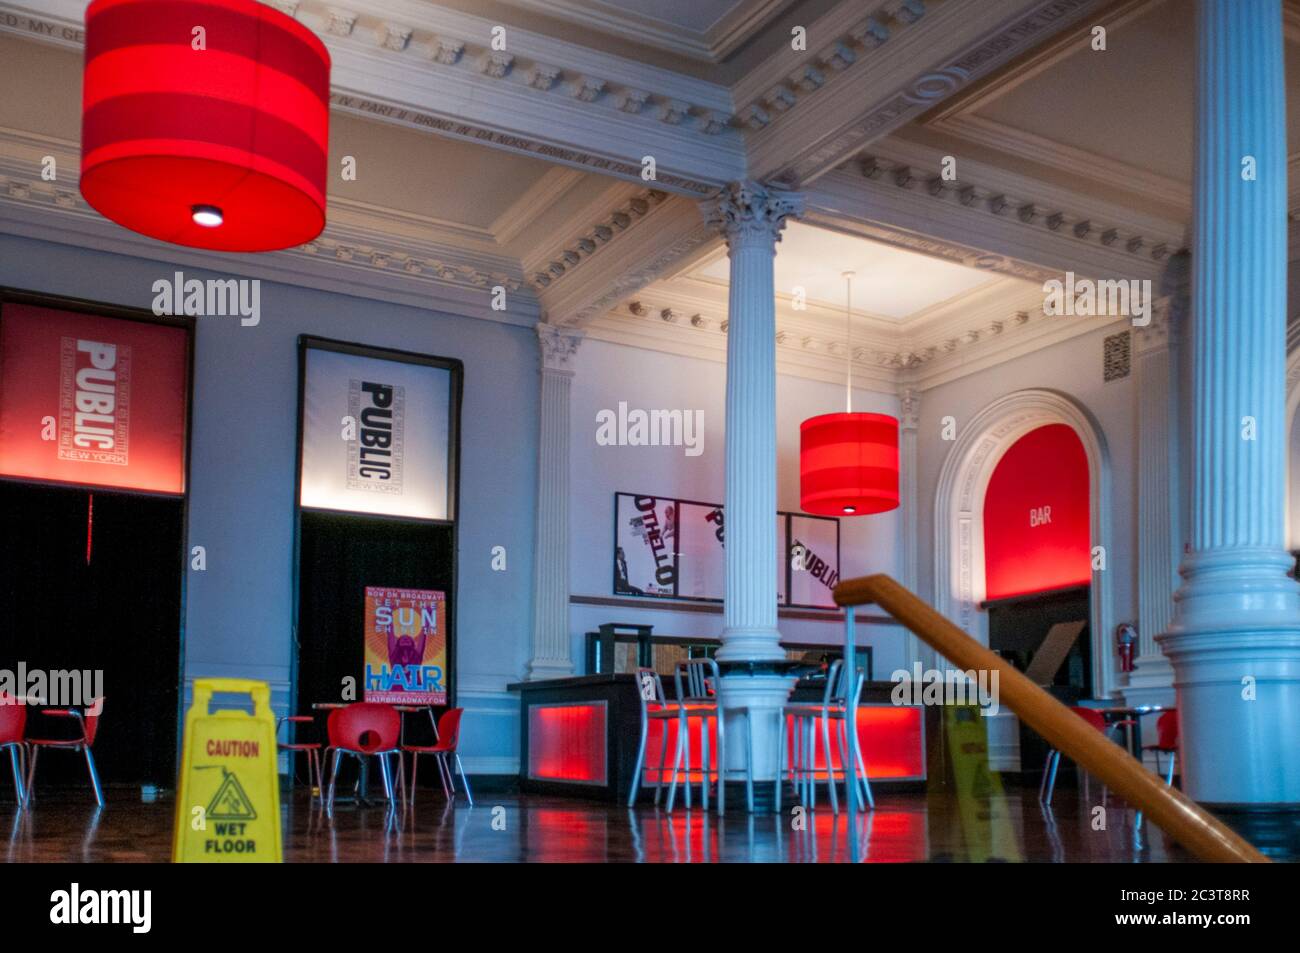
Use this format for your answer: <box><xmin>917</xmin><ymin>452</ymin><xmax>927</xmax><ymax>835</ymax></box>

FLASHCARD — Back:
<box><xmin>0</xmin><ymin>234</ymin><xmax>537</xmax><ymax>773</ymax></box>
<box><xmin>567</xmin><ymin>336</ymin><xmax>910</xmax><ymax>679</ymax></box>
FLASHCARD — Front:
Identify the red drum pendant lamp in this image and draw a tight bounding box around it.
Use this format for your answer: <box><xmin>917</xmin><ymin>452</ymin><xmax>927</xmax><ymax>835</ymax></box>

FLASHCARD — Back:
<box><xmin>80</xmin><ymin>0</ymin><xmax>331</xmax><ymax>252</ymax></box>
<box><xmin>799</xmin><ymin>271</ymin><xmax>900</xmax><ymax>516</ymax></box>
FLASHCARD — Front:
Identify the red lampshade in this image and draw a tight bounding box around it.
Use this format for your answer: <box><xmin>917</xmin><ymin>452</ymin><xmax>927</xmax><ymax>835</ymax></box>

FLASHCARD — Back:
<box><xmin>800</xmin><ymin>412</ymin><xmax>900</xmax><ymax>516</ymax></box>
<box><xmin>80</xmin><ymin>0</ymin><xmax>331</xmax><ymax>252</ymax></box>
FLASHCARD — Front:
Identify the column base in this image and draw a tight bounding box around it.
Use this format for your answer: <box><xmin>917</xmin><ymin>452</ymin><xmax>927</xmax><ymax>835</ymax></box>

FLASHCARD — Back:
<box><xmin>525</xmin><ymin>658</ymin><xmax>575</xmax><ymax>681</ymax></box>
<box><xmin>1158</xmin><ymin>547</ymin><xmax>1300</xmax><ymax>804</ymax></box>
<box><xmin>716</xmin><ymin>625</ymin><xmax>785</xmax><ymax>663</ymax></box>
<box><xmin>715</xmin><ymin>671</ymin><xmax>797</xmax><ymax>797</ymax></box>
<box><xmin>1206</xmin><ymin>805</ymin><xmax>1300</xmax><ymax>861</ymax></box>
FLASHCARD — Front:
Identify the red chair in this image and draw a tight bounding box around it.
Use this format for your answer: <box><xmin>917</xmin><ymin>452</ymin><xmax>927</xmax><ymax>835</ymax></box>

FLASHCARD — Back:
<box><xmin>0</xmin><ymin>696</ymin><xmax>27</xmax><ymax>806</ymax></box>
<box><xmin>277</xmin><ymin>714</ymin><xmax>323</xmax><ymax>802</ymax></box>
<box><xmin>402</xmin><ymin>707</ymin><xmax>472</xmax><ymax>805</ymax></box>
<box><xmin>324</xmin><ymin>702</ymin><xmax>404</xmax><ymax>812</ymax></box>
<box><xmin>1144</xmin><ymin>710</ymin><xmax>1179</xmax><ymax>786</ymax></box>
<box><xmin>1039</xmin><ymin>706</ymin><xmax>1134</xmax><ymax>805</ymax></box>
<box><xmin>25</xmin><ymin>698</ymin><xmax>105</xmax><ymax>808</ymax></box>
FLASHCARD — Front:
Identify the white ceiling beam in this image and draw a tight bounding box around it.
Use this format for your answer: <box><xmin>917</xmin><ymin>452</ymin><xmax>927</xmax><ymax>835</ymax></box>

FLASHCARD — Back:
<box><xmin>740</xmin><ymin>0</ymin><xmax>1108</xmax><ymax>186</ymax></box>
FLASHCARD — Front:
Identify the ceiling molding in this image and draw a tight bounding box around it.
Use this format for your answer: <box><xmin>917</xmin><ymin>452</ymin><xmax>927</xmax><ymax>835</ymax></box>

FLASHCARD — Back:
<box><xmin>527</xmin><ymin>187</ymin><xmax>671</xmax><ymax>291</ymax></box>
<box><xmin>503</xmin><ymin>0</ymin><xmax>795</xmax><ymax>63</ymax></box>
<box><xmin>742</xmin><ymin>0</ymin><xmax>1107</xmax><ymax>186</ymax></box>
<box><xmin>0</xmin><ymin>128</ymin><xmax>538</xmax><ymax>324</ymax></box>
<box><xmin>0</xmin><ymin>0</ymin><xmax>746</xmax><ymax>194</ymax></box>
<box><xmin>489</xmin><ymin>166</ymin><xmax>589</xmax><ymax>247</ymax></box>
<box><xmin>537</xmin><ymin>195</ymin><xmax>720</xmax><ymax>327</ymax></box>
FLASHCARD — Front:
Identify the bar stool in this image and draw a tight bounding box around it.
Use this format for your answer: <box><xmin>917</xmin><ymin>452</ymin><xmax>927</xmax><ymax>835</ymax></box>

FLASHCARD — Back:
<box><xmin>776</xmin><ymin>661</ymin><xmax>872</xmax><ymax>814</ymax></box>
<box><xmin>665</xmin><ymin>658</ymin><xmax>755</xmax><ymax>815</ymax></box>
<box><xmin>627</xmin><ymin>667</ymin><xmax>680</xmax><ymax>807</ymax></box>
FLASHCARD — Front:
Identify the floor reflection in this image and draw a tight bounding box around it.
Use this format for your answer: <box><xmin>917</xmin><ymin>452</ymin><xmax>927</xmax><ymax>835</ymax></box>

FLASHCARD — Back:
<box><xmin>0</xmin><ymin>784</ymin><xmax>1195</xmax><ymax>862</ymax></box>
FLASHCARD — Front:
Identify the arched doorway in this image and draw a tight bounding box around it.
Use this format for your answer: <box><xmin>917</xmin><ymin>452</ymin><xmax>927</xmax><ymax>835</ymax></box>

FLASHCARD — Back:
<box><xmin>933</xmin><ymin>389</ymin><xmax>1114</xmax><ymax>699</ymax></box>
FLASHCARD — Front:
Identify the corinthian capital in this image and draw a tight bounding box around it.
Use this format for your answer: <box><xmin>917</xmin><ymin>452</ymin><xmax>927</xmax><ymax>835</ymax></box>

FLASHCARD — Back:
<box><xmin>537</xmin><ymin>322</ymin><xmax>584</xmax><ymax>373</ymax></box>
<box><xmin>702</xmin><ymin>180</ymin><xmax>804</xmax><ymax>250</ymax></box>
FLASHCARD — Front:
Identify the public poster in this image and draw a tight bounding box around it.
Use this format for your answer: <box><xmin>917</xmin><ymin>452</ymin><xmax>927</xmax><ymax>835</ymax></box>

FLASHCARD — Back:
<box><xmin>614</xmin><ymin>494</ymin><xmax>677</xmax><ymax>597</ymax></box>
<box><xmin>300</xmin><ymin>347</ymin><xmax>452</xmax><ymax>520</ymax></box>
<box><xmin>789</xmin><ymin>513</ymin><xmax>840</xmax><ymax>608</ymax></box>
<box><xmin>363</xmin><ymin>586</ymin><xmax>447</xmax><ymax>705</ymax></box>
<box><xmin>0</xmin><ymin>302</ymin><xmax>188</xmax><ymax>493</ymax></box>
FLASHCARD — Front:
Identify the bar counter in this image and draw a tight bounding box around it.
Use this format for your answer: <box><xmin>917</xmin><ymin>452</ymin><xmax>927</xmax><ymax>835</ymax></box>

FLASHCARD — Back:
<box><xmin>508</xmin><ymin>673</ymin><xmax>935</xmax><ymax>803</ymax></box>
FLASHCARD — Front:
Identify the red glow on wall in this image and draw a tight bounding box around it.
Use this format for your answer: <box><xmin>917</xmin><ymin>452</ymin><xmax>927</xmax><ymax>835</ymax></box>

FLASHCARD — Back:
<box><xmin>786</xmin><ymin>706</ymin><xmax>925</xmax><ymax>780</ymax></box>
<box><xmin>528</xmin><ymin>703</ymin><xmax>607</xmax><ymax>784</ymax></box>
<box><xmin>0</xmin><ymin>303</ymin><xmax>188</xmax><ymax>494</ymax></box>
<box><xmin>983</xmin><ymin>424</ymin><xmax>1090</xmax><ymax>601</ymax></box>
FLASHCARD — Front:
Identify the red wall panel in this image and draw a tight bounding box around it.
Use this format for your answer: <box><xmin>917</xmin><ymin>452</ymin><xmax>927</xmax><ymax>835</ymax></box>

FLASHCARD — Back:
<box><xmin>982</xmin><ymin>423</ymin><xmax>1090</xmax><ymax>600</ymax></box>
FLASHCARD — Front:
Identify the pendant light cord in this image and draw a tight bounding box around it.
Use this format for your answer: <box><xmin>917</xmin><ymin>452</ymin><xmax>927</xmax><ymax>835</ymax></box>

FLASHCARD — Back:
<box><xmin>843</xmin><ymin>270</ymin><xmax>854</xmax><ymax>414</ymax></box>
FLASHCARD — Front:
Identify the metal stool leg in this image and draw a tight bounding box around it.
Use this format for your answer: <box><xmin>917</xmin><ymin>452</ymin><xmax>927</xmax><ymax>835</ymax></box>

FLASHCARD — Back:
<box><xmin>665</xmin><ymin>713</ymin><xmax>686</xmax><ymax>812</ymax></box>
<box><xmin>84</xmin><ymin>748</ymin><xmax>104</xmax><ymax>808</ymax></box>
<box><xmin>743</xmin><ymin>712</ymin><xmax>755</xmax><ymax>814</ymax></box>
<box><xmin>455</xmin><ymin>754</ymin><xmax>473</xmax><ymax>806</ymax></box>
<box><xmin>654</xmin><ymin>718</ymin><xmax>671</xmax><ymax>806</ymax></box>
<box><xmin>715</xmin><ymin>709</ymin><xmax>726</xmax><ymax>816</ymax></box>
<box><xmin>628</xmin><ymin>712</ymin><xmax>648</xmax><ymax>807</ymax></box>
<box><xmin>700</xmin><ymin>715</ymin><xmax>710</xmax><ymax>812</ymax></box>
<box><xmin>774</xmin><ymin>711</ymin><xmax>786</xmax><ymax>814</ymax></box>
<box><xmin>1044</xmin><ymin>750</ymin><xmax>1062</xmax><ymax>805</ymax></box>
<box><xmin>821</xmin><ymin>713</ymin><xmax>839</xmax><ymax>814</ymax></box>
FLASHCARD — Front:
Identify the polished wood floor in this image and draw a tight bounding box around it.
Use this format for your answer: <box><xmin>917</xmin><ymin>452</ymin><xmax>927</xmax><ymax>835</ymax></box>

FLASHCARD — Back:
<box><xmin>0</xmin><ymin>782</ymin><xmax>1195</xmax><ymax>862</ymax></box>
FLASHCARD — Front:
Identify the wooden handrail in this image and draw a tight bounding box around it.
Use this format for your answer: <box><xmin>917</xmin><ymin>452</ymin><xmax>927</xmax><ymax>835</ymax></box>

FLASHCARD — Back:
<box><xmin>834</xmin><ymin>573</ymin><xmax>1268</xmax><ymax>863</ymax></box>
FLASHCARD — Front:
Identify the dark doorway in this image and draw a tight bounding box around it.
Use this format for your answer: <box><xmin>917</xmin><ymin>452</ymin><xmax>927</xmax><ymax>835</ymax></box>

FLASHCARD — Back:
<box><xmin>0</xmin><ymin>481</ymin><xmax>183</xmax><ymax>789</ymax></box>
<box><xmin>983</xmin><ymin>584</ymin><xmax>1091</xmax><ymax>782</ymax></box>
<box><xmin>294</xmin><ymin>510</ymin><xmax>455</xmax><ymax>727</ymax></box>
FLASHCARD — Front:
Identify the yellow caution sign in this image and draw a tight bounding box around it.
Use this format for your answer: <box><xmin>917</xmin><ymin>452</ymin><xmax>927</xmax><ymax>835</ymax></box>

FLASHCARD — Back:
<box><xmin>173</xmin><ymin>678</ymin><xmax>282</xmax><ymax>863</ymax></box>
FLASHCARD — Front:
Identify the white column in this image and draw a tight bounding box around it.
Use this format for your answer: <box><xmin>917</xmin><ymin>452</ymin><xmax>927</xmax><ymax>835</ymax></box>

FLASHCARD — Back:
<box><xmin>702</xmin><ymin>181</ymin><xmax>803</xmax><ymax>803</ymax></box>
<box><xmin>1125</xmin><ymin>296</ymin><xmax>1179</xmax><ymax>706</ymax></box>
<box><xmin>526</xmin><ymin>323</ymin><xmax>583</xmax><ymax>680</ymax></box>
<box><xmin>898</xmin><ymin>386</ymin><xmax>925</xmax><ymax>667</ymax></box>
<box><xmin>1158</xmin><ymin>0</ymin><xmax>1300</xmax><ymax>806</ymax></box>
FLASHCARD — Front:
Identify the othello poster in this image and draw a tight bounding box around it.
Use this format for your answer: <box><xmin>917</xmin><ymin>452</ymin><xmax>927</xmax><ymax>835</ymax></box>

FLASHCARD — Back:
<box><xmin>363</xmin><ymin>586</ymin><xmax>447</xmax><ymax>705</ymax></box>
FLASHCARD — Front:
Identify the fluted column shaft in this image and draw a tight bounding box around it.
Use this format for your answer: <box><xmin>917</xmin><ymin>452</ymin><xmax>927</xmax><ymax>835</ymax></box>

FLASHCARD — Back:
<box><xmin>1158</xmin><ymin>0</ymin><xmax>1300</xmax><ymax>806</ymax></box>
<box><xmin>704</xmin><ymin>182</ymin><xmax>803</xmax><ymax>663</ymax></box>
<box><xmin>527</xmin><ymin>324</ymin><xmax>583</xmax><ymax>679</ymax></box>
<box><xmin>699</xmin><ymin>182</ymin><xmax>802</xmax><ymax>805</ymax></box>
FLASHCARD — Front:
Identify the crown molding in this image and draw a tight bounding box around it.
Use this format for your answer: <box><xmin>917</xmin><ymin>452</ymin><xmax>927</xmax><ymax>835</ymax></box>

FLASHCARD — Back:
<box><xmin>521</xmin><ymin>182</ymin><xmax>664</xmax><ymax>284</ymax></box>
<box><xmin>503</xmin><ymin>0</ymin><xmax>794</xmax><ymax>64</ymax></box>
<box><xmin>489</xmin><ymin>166</ymin><xmax>588</xmax><ymax>247</ymax></box>
<box><xmin>742</xmin><ymin>0</ymin><xmax>1106</xmax><ymax>186</ymax></box>
<box><xmin>0</xmin><ymin>128</ymin><xmax>538</xmax><ymax>325</ymax></box>
<box><xmin>805</xmin><ymin>153</ymin><xmax>1179</xmax><ymax>288</ymax></box>
<box><xmin>0</xmin><ymin>0</ymin><xmax>745</xmax><ymax>195</ymax></box>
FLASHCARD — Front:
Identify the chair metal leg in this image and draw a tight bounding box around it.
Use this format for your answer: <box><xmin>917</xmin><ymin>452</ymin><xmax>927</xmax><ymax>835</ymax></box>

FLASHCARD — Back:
<box><xmin>628</xmin><ymin>713</ymin><xmax>648</xmax><ymax>807</ymax></box>
<box><xmin>326</xmin><ymin>749</ymin><xmax>343</xmax><ymax>813</ymax></box>
<box><xmin>805</xmin><ymin>718</ymin><xmax>817</xmax><ymax>811</ymax></box>
<box><xmin>410</xmin><ymin>752</ymin><xmax>420</xmax><ymax>801</ymax></box>
<box><xmin>6</xmin><ymin>745</ymin><xmax>24</xmax><ymax>808</ymax></box>
<box><xmin>23</xmin><ymin>746</ymin><xmax>39</xmax><ymax>807</ymax></box>
<box><xmin>84</xmin><ymin>748</ymin><xmax>105</xmax><ymax>808</ymax></box>
<box><xmin>855</xmin><ymin>735</ymin><xmax>874</xmax><ymax>809</ymax></box>
<box><xmin>377</xmin><ymin>752</ymin><xmax>394</xmax><ymax>805</ymax></box>
<box><xmin>1044</xmin><ymin>751</ymin><xmax>1061</xmax><ymax>805</ymax></box>
<box><xmin>1038</xmin><ymin>749</ymin><xmax>1053</xmax><ymax>801</ymax></box>
<box><xmin>1165</xmin><ymin>751</ymin><xmax>1176</xmax><ymax>787</ymax></box>
<box><xmin>454</xmin><ymin>754</ymin><xmax>473</xmax><ymax>806</ymax></box>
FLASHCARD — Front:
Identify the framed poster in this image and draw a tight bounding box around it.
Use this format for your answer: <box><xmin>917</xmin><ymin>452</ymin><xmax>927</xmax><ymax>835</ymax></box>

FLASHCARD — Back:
<box><xmin>613</xmin><ymin>493</ymin><xmax>677</xmax><ymax>597</ymax></box>
<box><xmin>612</xmin><ymin>492</ymin><xmax>837</xmax><ymax>607</ymax></box>
<box><xmin>299</xmin><ymin>339</ymin><xmax>457</xmax><ymax>521</ymax></box>
<box><xmin>788</xmin><ymin>513</ymin><xmax>841</xmax><ymax>609</ymax></box>
<box><xmin>676</xmin><ymin>501</ymin><xmax>725</xmax><ymax>600</ymax></box>
<box><xmin>0</xmin><ymin>296</ymin><xmax>190</xmax><ymax>495</ymax></box>
<box><xmin>363</xmin><ymin>586</ymin><xmax>448</xmax><ymax>705</ymax></box>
